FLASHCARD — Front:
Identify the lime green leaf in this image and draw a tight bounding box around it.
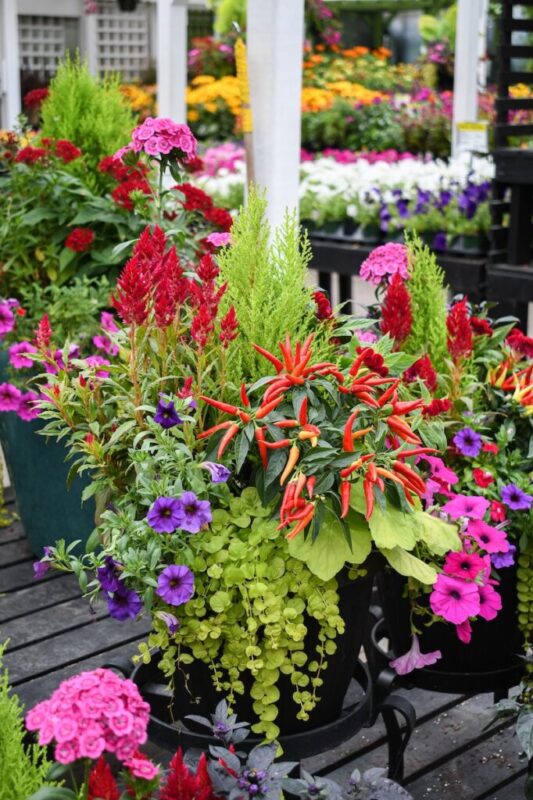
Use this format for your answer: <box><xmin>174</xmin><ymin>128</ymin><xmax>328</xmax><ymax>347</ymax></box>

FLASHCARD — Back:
<box><xmin>382</xmin><ymin>546</ymin><xmax>437</xmax><ymax>585</ymax></box>
<box><xmin>413</xmin><ymin>511</ymin><xmax>461</xmax><ymax>556</ymax></box>
<box><xmin>368</xmin><ymin>503</ymin><xmax>418</xmax><ymax>551</ymax></box>
<box><xmin>209</xmin><ymin>591</ymin><xmax>232</xmax><ymax>613</ymax></box>
<box><xmin>288</xmin><ymin>510</ymin><xmax>370</xmax><ymax>581</ymax></box>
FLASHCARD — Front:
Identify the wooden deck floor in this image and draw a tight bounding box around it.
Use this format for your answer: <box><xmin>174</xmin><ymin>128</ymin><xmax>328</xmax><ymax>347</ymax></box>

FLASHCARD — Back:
<box><xmin>0</xmin><ymin>498</ymin><xmax>528</xmax><ymax>800</ymax></box>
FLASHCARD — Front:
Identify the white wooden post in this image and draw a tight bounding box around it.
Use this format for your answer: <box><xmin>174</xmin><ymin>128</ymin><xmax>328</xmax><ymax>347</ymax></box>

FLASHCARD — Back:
<box><xmin>80</xmin><ymin>10</ymin><xmax>99</xmax><ymax>76</ymax></box>
<box><xmin>247</xmin><ymin>0</ymin><xmax>305</xmax><ymax>231</ymax></box>
<box><xmin>452</xmin><ymin>0</ymin><xmax>488</xmax><ymax>157</ymax></box>
<box><xmin>0</xmin><ymin>0</ymin><xmax>21</xmax><ymax>129</ymax></box>
<box><xmin>156</xmin><ymin>0</ymin><xmax>187</xmax><ymax>123</ymax></box>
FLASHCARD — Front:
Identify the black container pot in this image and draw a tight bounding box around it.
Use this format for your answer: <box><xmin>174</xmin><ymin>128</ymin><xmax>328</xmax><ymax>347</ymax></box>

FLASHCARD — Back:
<box><xmin>117</xmin><ymin>0</ymin><xmax>138</xmax><ymax>10</ymax></box>
<box><xmin>378</xmin><ymin>567</ymin><xmax>524</xmax><ymax>680</ymax></box>
<box><xmin>353</xmin><ymin>223</ymin><xmax>381</xmax><ymax>245</ymax></box>
<box><xmin>448</xmin><ymin>233</ymin><xmax>490</xmax><ymax>257</ymax></box>
<box><xmin>138</xmin><ymin>569</ymin><xmax>375</xmax><ymax>738</ymax></box>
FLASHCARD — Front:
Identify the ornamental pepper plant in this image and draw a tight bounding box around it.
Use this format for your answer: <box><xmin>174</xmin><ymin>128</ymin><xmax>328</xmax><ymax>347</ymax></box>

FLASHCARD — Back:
<box><xmin>29</xmin><ymin>195</ymin><xmax>490</xmax><ymax>741</ymax></box>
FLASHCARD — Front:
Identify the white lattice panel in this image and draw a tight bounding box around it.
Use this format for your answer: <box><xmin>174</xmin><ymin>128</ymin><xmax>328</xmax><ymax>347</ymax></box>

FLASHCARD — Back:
<box><xmin>95</xmin><ymin>1</ymin><xmax>151</xmax><ymax>81</ymax></box>
<box><xmin>18</xmin><ymin>15</ymin><xmax>70</xmax><ymax>77</ymax></box>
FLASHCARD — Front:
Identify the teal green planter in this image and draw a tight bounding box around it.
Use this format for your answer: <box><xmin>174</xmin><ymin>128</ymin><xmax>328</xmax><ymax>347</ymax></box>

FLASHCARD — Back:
<box><xmin>0</xmin><ymin>354</ymin><xmax>95</xmax><ymax>557</ymax></box>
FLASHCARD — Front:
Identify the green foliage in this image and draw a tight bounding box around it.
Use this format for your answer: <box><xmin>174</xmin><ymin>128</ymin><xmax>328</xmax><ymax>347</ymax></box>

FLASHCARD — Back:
<box><xmin>0</xmin><ymin>643</ymin><xmax>58</xmax><ymax>799</ymax></box>
<box><xmin>217</xmin><ymin>190</ymin><xmax>331</xmax><ymax>383</ymax></box>
<box><xmin>419</xmin><ymin>4</ymin><xmax>457</xmax><ymax>45</ymax></box>
<box><xmin>301</xmin><ymin>100</ymin><xmax>405</xmax><ymax>154</ymax></box>
<box><xmin>403</xmin><ymin>232</ymin><xmax>449</xmax><ymax>372</ymax></box>
<box><xmin>40</xmin><ymin>55</ymin><xmax>135</xmax><ymax>176</ymax></box>
<box><xmin>212</xmin><ymin>0</ymin><xmax>246</xmax><ymax>34</ymax></box>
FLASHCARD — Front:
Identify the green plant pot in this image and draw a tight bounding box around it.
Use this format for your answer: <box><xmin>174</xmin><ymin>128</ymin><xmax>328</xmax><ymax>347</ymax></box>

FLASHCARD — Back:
<box><xmin>0</xmin><ymin>355</ymin><xmax>95</xmax><ymax>556</ymax></box>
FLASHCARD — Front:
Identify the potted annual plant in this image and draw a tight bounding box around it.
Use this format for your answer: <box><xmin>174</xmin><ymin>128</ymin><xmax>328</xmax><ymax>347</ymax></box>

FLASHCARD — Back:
<box><xmin>32</xmin><ymin>187</ymin><xmax>475</xmax><ymax>742</ymax></box>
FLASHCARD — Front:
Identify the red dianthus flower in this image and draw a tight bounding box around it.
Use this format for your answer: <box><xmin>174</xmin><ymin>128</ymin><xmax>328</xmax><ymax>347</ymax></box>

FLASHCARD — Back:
<box><xmin>15</xmin><ymin>146</ymin><xmax>47</xmax><ymax>164</ymax></box>
<box><xmin>65</xmin><ymin>228</ymin><xmax>95</xmax><ymax>252</ymax></box>
<box><xmin>53</xmin><ymin>139</ymin><xmax>82</xmax><ymax>163</ymax></box>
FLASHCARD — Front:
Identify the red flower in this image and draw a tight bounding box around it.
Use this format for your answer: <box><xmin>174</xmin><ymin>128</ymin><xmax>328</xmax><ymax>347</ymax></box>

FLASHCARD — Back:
<box><xmin>506</xmin><ymin>328</ymin><xmax>533</xmax><ymax>359</ymax></box>
<box><xmin>174</xmin><ymin>182</ymin><xmax>213</xmax><ymax>213</ymax></box>
<box><xmin>98</xmin><ymin>155</ymin><xmax>130</xmax><ymax>181</ymax></box>
<box><xmin>446</xmin><ymin>299</ymin><xmax>473</xmax><ymax>362</ymax></box>
<box><xmin>380</xmin><ymin>273</ymin><xmax>412</xmax><ymax>345</ymax></box>
<box><xmin>490</xmin><ymin>500</ymin><xmax>506</xmax><ymax>522</ymax></box>
<box><xmin>65</xmin><ymin>228</ymin><xmax>95</xmax><ymax>252</ymax></box>
<box><xmin>183</xmin><ymin>155</ymin><xmax>205</xmax><ymax>173</ymax></box>
<box><xmin>313</xmin><ymin>290</ymin><xmax>333</xmax><ymax>321</ymax></box>
<box><xmin>14</xmin><ymin>146</ymin><xmax>47</xmax><ymax>164</ymax></box>
<box><xmin>204</xmin><ymin>206</ymin><xmax>233</xmax><ymax>232</ymax></box>
<box><xmin>160</xmin><ymin>748</ymin><xmax>217</xmax><ymax>800</ymax></box>
<box><xmin>423</xmin><ymin>397</ymin><xmax>451</xmax><ymax>416</ymax></box>
<box><xmin>53</xmin><ymin>139</ymin><xmax>82</xmax><ymax>163</ymax></box>
<box><xmin>23</xmin><ymin>88</ymin><xmax>49</xmax><ymax>109</ymax></box>
<box><xmin>111</xmin><ymin>178</ymin><xmax>152</xmax><ymax>211</ymax></box>
<box><xmin>482</xmin><ymin>442</ymin><xmax>499</xmax><ymax>454</ymax></box>
<box><xmin>88</xmin><ymin>756</ymin><xmax>119</xmax><ymax>800</ymax></box>
<box><xmin>472</xmin><ymin>467</ymin><xmax>494</xmax><ymax>488</ymax></box>
<box><xmin>355</xmin><ymin>346</ymin><xmax>389</xmax><ymax>377</ymax></box>
<box><xmin>470</xmin><ymin>316</ymin><xmax>493</xmax><ymax>337</ymax></box>
<box><xmin>220</xmin><ymin>305</ymin><xmax>239</xmax><ymax>347</ymax></box>
<box><xmin>404</xmin><ymin>354</ymin><xmax>437</xmax><ymax>392</ymax></box>
<box><xmin>34</xmin><ymin>314</ymin><xmax>52</xmax><ymax>349</ymax></box>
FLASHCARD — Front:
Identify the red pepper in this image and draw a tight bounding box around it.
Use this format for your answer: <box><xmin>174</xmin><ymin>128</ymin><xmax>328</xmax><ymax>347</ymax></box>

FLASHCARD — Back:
<box><xmin>200</xmin><ymin>396</ymin><xmax>240</xmax><ymax>415</ymax></box>
<box><xmin>293</xmin><ymin>350</ymin><xmax>312</xmax><ymax>378</ymax></box>
<box><xmin>217</xmin><ymin>423</ymin><xmax>240</xmax><ymax>459</ymax></box>
<box><xmin>387</xmin><ymin>416</ymin><xmax>422</xmax><ymax>444</ymax></box>
<box><xmin>313</xmin><ymin>366</ymin><xmax>345</xmax><ymax>383</ymax></box>
<box><xmin>392</xmin><ymin>399</ymin><xmax>424</xmax><ymax>415</ymax></box>
<box><xmin>264</xmin><ymin>438</ymin><xmax>292</xmax><ymax>449</ymax></box>
<box><xmin>240</xmin><ymin>384</ymin><xmax>251</xmax><ymax>407</ymax></box>
<box><xmin>262</xmin><ymin>380</ymin><xmax>290</xmax><ymax>404</ymax></box>
<box><xmin>392</xmin><ymin>461</ymin><xmax>426</xmax><ymax>495</ymax></box>
<box><xmin>280</xmin><ymin>444</ymin><xmax>300</xmax><ymax>484</ymax></box>
<box><xmin>396</xmin><ymin>447</ymin><xmax>438</xmax><ymax>459</ymax></box>
<box><xmin>286</xmin><ymin>507</ymin><xmax>315</xmax><ymax>540</ymax></box>
<box><xmin>378</xmin><ymin>379</ymin><xmax>400</xmax><ymax>407</ymax></box>
<box><xmin>349</xmin><ymin>348</ymin><xmax>371</xmax><ymax>376</ymax></box>
<box><xmin>197</xmin><ymin>420</ymin><xmax>232</xmax><ymax>440</ymax></box>
<box><xmin>238</xmin><ymin>410</ymin><xmax>252</xmax><ymax>423</ymax></box>
<box><xmin>306</xmin><ymin>475</ymin><xmax>316</xmax><ymax>498</ymax></box>
<box><xmin>363</xmin><ymin>477</ymin><xmax>374</xmax><ymax>521</ymax></box>
<box><xmin>340</xmin><ymin>454</ymin><xmax>373</xmax><ymax>478</ymax></box>
<box><xmin>343</xmin><ymin>411</ymin><xmax>359</xmax><ymax>452</ymax></box>
<box><xmin>299</xmin><ymin>397</ymin><xmax>308</xmax><ymax>426</ymax></box>
<box><xmin>273</xmin><ymin>419</ymin><xmax>299</xmax><ymax>429</ymax></box>
<box><xmin>340</xmin><ymin>480</ymin><xmax>351</xmax><ymax>519</ymax></box>
<box><xmin>376</xmin><ymin>466</ymin><xmax>404</xmax><ymax>486</ymax></box>
<box><xmin>352</xmin><ymin>426</ymin><xmax>373</xmax><ymax>440</ymax></box>
<box><xmin>293</xmin><ymin>472</ymin><xmax>307</xmax><ymax>503</ymax></box>
<box><xmin>256</xmin><ymin>396</ymin><xmax>285</xmax><ymax>419</ymax></box>
<box><xmin>252</xmin><ymin>343</ymin><xmax>284</xmax><ymax>373</ymax></box>
<box><xmin>367</xmin><ymin>462</ymin><xmax>378</xmax><ymax>483</ymax></box>
<box><xmin>354</xmin><ymin>391</ymin><xmax>380</xmax><ymax>408</ymax></box>
<box><xmin>255</xmin><ymin>427</ymin><xmax>268</xmax><ymax>467</ymax></box>
<box><xmin>279</xmin><ymin>337</ymin><xmax>294</xmax><ymax>371</ymax></box>
<box><xmin>301</xmin><ymin>333</ymin><xmax>314</xmax><ymax>356</ymax></box>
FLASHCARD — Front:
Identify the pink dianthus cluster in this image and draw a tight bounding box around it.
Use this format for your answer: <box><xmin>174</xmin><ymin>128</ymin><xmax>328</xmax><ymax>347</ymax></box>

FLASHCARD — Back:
<box><xmin>117</xmin><ymin>117</ymin><xmax>197</xmax><ymax>161</ymax></box>
<box><xmin>359</xmin><ymin>242</ymin><xmax>409</xmax><ymax>285</ymax></box>
<box><xmin>25</xmin><ymin>668</ymin><xmax>151</xmax><ymax>764</ymax></box>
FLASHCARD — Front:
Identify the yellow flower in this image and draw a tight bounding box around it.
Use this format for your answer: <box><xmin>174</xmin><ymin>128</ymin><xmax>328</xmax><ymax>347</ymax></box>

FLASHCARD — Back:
<box><xmin>187</xmin><ymin>110</ymin><xmax>199</xmax><ymax>122</ymax></box>
<box><xmin>191</xmin><ymin>75</ymin><xmax>216</xmax><ymax>86</ymax></box>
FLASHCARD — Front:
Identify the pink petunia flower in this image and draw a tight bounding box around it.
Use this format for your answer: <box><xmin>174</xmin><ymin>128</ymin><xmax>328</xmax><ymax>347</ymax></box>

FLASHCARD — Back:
<box><xmin>16</xmin><ymin>391</ymin><xmax>41</xmax><ymax>422</ymax></box>
<box><xmin>456</xmin><ymin>619</ymin><xmax>472</xmax><ymax>644</ymax></box>
<box><xmin>422</xmin><ymin>456</ymin><xmax>458</xmax><ymax>486</ymax></box>
<box><xmin>467</xmin><ymin>519</ymin><xmax>509</xmax><ymax>554</ymax></box>
<box><xmin>205</xmin><ymin>231</ymin><xmax>231</xmax><ymax>247</ymax></box>
<box><xmin>0</xmin><ymin>383</ymin><xmax>22</xmax><ymax>411</ymax></box>
<box><xmin>430</xmin><ymin>574</ymin><xmax>480</xmax><ymax>624</ymax></box>
<box><xmin>390</xmin><ymin>634</ymin><xmax>441</xmax><ymax>675</ymax></box>
<box><xmin>443</xmin><ymin>550</ymin><xmax>485</xmax><ymax>580</ymax></box>
<box><xmin>9</xmin><ymin>341</ymin><xmax>37</xmax><ymax>369</ymax></box>
<box><xmin>101</xmin><ymin>311</ymin><xmax>119</xmax><ymax>333</ymax></box>
<box><xmin>477</xmin><ymin>583</ymin><xmax>502</xmax><ymax>621</ymax></box>
<box><xmin>441</xmin><ymin>494</ymin><xmax>490</xmax><ymax>520</ymax></box>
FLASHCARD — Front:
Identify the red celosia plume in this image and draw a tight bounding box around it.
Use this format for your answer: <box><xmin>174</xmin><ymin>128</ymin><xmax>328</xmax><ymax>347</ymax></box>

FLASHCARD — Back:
<box><xmin>446</xmin><ymin>299</ymin><xmax>473</xmax><ymax>363</ymax></box>
<box><xmin>34</xmin><ymin>313</ymin><xmax>52</xmax><ymax>349</ymax></box>
<box><xmin>380</xmin><ymin>273</ymin><xmax>412</xmax><ymax>346</ymax></box>
<box><xmin>403</xmin><ymin>354</ymin><xmax>437</xmax><ymax>392</ymax></box>
<box><xmin>88</xmin><ymin>756</ymin><xmax>120</xmax><ymax>800</ymax></box>
<box><xmin>159</xmin><ymin>748</ymin><xmax>217</xmax><ymax>800</ymax></box>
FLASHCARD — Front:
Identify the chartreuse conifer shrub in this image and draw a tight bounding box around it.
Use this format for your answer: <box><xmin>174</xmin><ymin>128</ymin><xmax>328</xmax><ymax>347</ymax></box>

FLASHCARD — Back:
<box><xmin>217</xmin><ymin>190</ymin><xmax>332</xmax><ymax>384</ymax></box>
<box><xmin>403</xmin><ymin>231</ymin><xmax>448</xmax><ymax>372</ymax></box>
<box><xmin>40</xmin><ymin>55</ymin><xmax>135</xmax><ymax>175</ymax></box>
<box><xmin>0</xmin><ymin>643</ymin><xmax>58</xmax><ymax>799</ymax></box>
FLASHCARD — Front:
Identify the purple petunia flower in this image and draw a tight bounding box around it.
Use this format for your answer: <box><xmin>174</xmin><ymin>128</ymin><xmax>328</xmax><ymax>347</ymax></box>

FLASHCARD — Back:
<box><xmin>106</xmin><ymin>585</ymin><xmax>143</xmax><ymax>620</ymax></box>
<box><xmin>453</xmin><ymin>427</ymin><xmax>482</xmax><ymax>457</ymax></box>
<box><xmin>175</xmin><ymin>491</ymin><xmax>212</xmax><ymax>533</ymax></box>
<box><xmin>16</xmin><ymin>391</ymin><xmax>41</xmax><ymax>422</ymax></box>
<box><xmin>156</xmin><ymin>610</ymin><xmax>180</xmax><ymax>633</ymax></box>
<box><xmin>156</xmin><ymin>565</ymin><xmax>195</xmax><ymax>606</ymax></box>
<box><xmin>491</xmin><ymin>543</ymin><xmax>516</xmax><ymax>569</ymax></box>
<box><xmin>154</xmin><ymin>397</ymin><xmax>182</xmax><ymax>429</ymax></box>
<box><xmin>390</xmin><ymin>634</ymin><xmax>441</xmax><ymax>676</ymax></box>
<box><xmin>441</xmin><ymin>494</ymin><xmax>490</xmax><ymax>520</ymax></box>
<box><xmin>0</xmin><ymin>383</ymin><xmax>22</xmax><ymax>411</ymax></box>
<box><xmin>0</xmin><ymin>302</ymin><xmax>15</xmax><ymax>336</ymax></box>
<box><xmin>97</xmin><ymin>556</ymin><xmax>123</xmax><ymax>592</ymax></box>
<box><xmin>33</xmin><ymin>560</ymin><xmax>50</xmax><ymax>579</ymax></box>
<box><xmin>201</xmin><ymin>462</ymin><xmax>231</xmax><ymax>484</ymax></box>
<box><xmin>147</xmin><ymin>497</ymin><xmax>182</xmax><ymax>534</ymax></box>
<box><xmin>9</xmin><ymin>341</ymin><xmax>37</xmax><ymax>369</ymax></box>
<box><xmin>501</xmin><ymin>484</ymin><xmax>533</xmax><ymax>512</ymax></box>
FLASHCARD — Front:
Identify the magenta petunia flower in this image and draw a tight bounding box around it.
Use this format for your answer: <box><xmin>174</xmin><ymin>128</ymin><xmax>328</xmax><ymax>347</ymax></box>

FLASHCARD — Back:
<box><xmin>101</xmin><ymin>311</ymin><xmax>119</xmax><ymax>333</ymax></box>
<box><xmin>443</xmin><ymin>550</ymin><xmax>485</xmax><ymax>580</ymax></box>
<box><xmin>156</xmin><ymin>564</ymin><xmax>195</xmax><ymax>606</ymax></box>
<box><xmin>501</xmin><ymin>483</ymin><xmax>533</xmax><ymax>512</ymax></box>
<box><xmin>441</xmin><ymin>494</ymin><xmax>490</xmax><ymax>520</ymax></box>
<box><xmin>456</xmin><ymin>619</ymin><xmax>472</xmax><ymax>643</ymax></box>
<box><xmin>422</xmin><ymin>456</ymin><xmax>458</xmax><ymax>486</ymax></box>
<box><xmin>0</xmin><ymin>382</ymin><xmax>22</xmax><ymax>411</ymax></box>
<box><xmin>467</xmin><ymin>519</ymin><xmax>509</xmax><ymax>554</ymax></box>
<box><xmin>430</xmin><ymin>574</ymin><xmax>480</xmax><ymax>624</ymax></box>
<box><xmin>477</xmin><ymin>583</ymin><xmax>502</xmax><ymax>621</ymax></box>
<box><xmin>453</xmin><ymin>427</ymin><xmax>482</xmax><ymax>457</ymax></box>
<box><xmin>92</xmin><ymin>334</ymin><xmax>119</xmax><ymax>357</ymax></box>
<box><xmin>390</xmin><ymin>635</ymin><xmax>441</xmax><ymax>675</ymax></box>
<box><xmin>205</xmin><ymin>231</ymin><xmax>231</xmax><ymax>247</ymax></box>
<box><xmin>16</xmin><ymin>391</ymin><xmax>41</xmax><ymax>422</ymax></box>
<box><xmin>147</xmin><ymin>497</ymin><xmax>182</xmax><ymax>534</ymax></box>
<box><xmin>175</xmin><ymin>490</ymin><xmax>212</xmax><ymax>533</ymax></box>
<box><xmin>9</xmin><ymin>341</ymin><xmax>37</xmax><ymax>369</ymax></box>
<box><xmin>85</xmin><ymin>355</ymin><xmax>110</xmax><ymax>379</ymax></box>
<box><xmin>0</xmin><ymin>302</ymin><xmax>15</xmax><ymax>336</ymax></box>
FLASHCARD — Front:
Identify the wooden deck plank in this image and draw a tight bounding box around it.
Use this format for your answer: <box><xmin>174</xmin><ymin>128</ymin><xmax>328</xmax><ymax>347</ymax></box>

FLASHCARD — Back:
<box><xmin>480</xmin><ymin>772</ymin><xmax>529</xmax><ymax>800</ymax></box>
<box><xmin>4</xmin><ymin>616</ymin><xmax>151</xmax><ymax>684</ymax></box>
<box><xmin>0</xmin><ymin>519</ymin><xmax>25</xmax><ymax>544</ymax></box>
<box><xmin>0</xmin><ymin>574</ymin><xmax>80</xmax><ymax>623</ymax></box>
<box><xmin>0</xmin><ymin>596</ymin><xmax>108</xmax><ymax>651</ymax></box>
<box><xmin>0</xmin><ymin>538</ymin><xmax>34</xmax><ymax>567</ymax></box>
<box><xmin>14</xmin><ymin>639</ymin><xmax>145</xmax><ymax>710</ymax></box>
<box><xmin>0</xmin><ymin>560</ymin><xmax>62</xmax><ymax>593</ymax></box>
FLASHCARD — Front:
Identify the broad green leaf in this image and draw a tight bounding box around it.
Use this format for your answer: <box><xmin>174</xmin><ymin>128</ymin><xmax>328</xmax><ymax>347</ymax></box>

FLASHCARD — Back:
<box><xmin>58</xmin><ymin>246</ymin><xmax>76</xmax><ymax>273</ymax></box>
<box><xmin>288</xmin><ymin>510</ymin><xmax>370</xmax><ymax>581</ymax></box>
<box><xmin>26</xmin><ymin>790</ymin><xmax>78</xmax><ymax>800</ymax></box>
<box><xmin>209</xmin><ymin>591</ymin><xmax>232</xmax><ymax>613</ymax></box>
<box><xmin>413</xmin><ymin>511</ymin><xmax>461</xmax><ymax>556</ymax></box>
<box><xmin>381</xmin><ymin>546</ymin><xmax>437</xmax><ymax>585</ymax></box>
<box><xmin>369</xmin><ymin>503</ymin><xmax>418</xmax><ymax>551</ymax></box>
